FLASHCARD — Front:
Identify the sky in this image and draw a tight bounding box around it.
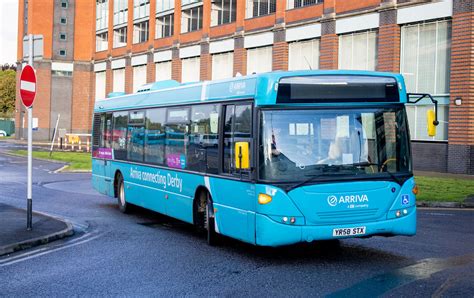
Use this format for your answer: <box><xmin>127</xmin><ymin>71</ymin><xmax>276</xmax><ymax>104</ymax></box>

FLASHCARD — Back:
<box><xmin>0</xmin><ymin>0</ymin><xmax>18</xmax><ymax>65</ymax></box>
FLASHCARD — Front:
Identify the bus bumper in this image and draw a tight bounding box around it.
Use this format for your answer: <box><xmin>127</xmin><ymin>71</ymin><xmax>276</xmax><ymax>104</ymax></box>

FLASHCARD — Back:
<box><xmin>255</xmin><ymin>207</ymin><xmax>416</xmax><ymax>247</ymax></box>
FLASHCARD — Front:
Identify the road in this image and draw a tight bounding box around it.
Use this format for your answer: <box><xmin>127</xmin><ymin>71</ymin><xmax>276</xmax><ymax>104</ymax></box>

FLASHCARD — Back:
<box><xmin>0</xmin><ymin>146</ymin><xmax>473</xmax><ymax>296</ymax></box>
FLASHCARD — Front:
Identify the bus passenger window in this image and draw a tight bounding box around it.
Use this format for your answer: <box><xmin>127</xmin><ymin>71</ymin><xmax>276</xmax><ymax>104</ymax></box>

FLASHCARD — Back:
<box><xmin>165</xmin><ymin>108</ymin><xmax>190</xmax><ymax>170</ymax></box>
<box><xmin>145</xmin><ymin>108</ymin><xmax>166</xmax><ymax>165</ymax></box>
<box><xmin>223</xmin><ymin>104</ymin><xmax>252</xmax><ymax>175</ymax></box>
<box><xmin>189</xmin><ymin>104</ymin><xmax>220</xmax><ymax>174</ymax></box>
<box><xmin>112</xmin><ymin>111</ymin><xmax>128</xmax><ymax>160</ymax></box>
<box><xmin>127</xmin><ymin>111</ymin><xmax>145</xmax><ymax>162</ymax></box>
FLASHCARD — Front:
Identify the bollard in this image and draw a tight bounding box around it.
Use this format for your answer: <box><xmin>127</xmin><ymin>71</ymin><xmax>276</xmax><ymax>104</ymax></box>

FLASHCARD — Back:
<box><xmin>86</xmin><ymin>139</ymin><xmax>90</xmax><ymax>152</ymax></box>
<box><xmin>57</xmin><ymin>137</ymin><xmax>61</xmax><ymax>148</ymax></box>
<box><xmin>79</xmin><ymin>140</ymin><xmax>82</xmax><ymax>151</ymax></box>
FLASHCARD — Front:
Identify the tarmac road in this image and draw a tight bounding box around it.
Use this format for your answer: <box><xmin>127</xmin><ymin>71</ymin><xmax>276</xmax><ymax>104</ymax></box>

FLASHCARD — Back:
<box><xmin>0</xmin><ymin>150</ymin><xmax>473</xmax><ymax>296</ymax></box>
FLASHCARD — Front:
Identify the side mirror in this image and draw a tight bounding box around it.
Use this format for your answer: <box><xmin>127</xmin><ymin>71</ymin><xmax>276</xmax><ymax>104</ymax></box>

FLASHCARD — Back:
<box><xmin>235</xmin><ymin>142</ymin><xmax>250</xmax><ymax>170</ymax></box>
<box><xmin>427</xmin><ymin>110</ymin><xmax>437</xmax><ymax>137</ymax></box>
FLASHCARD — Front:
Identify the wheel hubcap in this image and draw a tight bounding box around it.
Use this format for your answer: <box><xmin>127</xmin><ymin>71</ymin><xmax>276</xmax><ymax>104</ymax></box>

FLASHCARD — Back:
<box><xmin>120</xmin><ymin>183</ymin><xmax>125</xmax><ymax>206</ymax></box>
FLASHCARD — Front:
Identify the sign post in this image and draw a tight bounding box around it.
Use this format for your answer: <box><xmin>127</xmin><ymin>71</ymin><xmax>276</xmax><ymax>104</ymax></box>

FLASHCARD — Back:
<box><xmin>20</xmin><ymin>34</ymin><xmax>38</xmax><ymax>230</ymax></box>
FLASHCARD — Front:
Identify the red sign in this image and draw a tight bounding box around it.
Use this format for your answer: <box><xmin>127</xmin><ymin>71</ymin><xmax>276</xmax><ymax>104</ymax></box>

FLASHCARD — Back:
<box><xmin>20</xmin><ymin>65</ymin><xmax>37</xmax><ymax>108</ymax></box>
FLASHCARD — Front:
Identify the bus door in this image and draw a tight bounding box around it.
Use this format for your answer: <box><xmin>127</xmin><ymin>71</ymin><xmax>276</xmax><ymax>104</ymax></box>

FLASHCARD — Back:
<box><xmin>99</xmin><ymin>113</ymin><xmax>113</xmax><ymax>195</ymax></box>
<box><xmin>213</xmin><ymin>103</ymin><xmax>256</xmax><ymax>244</ymax></box>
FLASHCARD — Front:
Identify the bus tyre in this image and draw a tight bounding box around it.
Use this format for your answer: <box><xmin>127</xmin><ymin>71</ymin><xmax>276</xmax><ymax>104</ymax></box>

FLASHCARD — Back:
<box><xmin>205</xmin><ymin>197</ymin><xmax>219</xmax><ymax>246</ymax></box>
<box><xmin>117</xmin><ymin>176</ymin><xmax>130</xmax><ymax>214</ymax></box>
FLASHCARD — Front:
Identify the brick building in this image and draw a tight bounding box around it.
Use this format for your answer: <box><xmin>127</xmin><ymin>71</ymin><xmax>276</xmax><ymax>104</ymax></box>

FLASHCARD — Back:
<box><xmin>16</xmin><ymin>0</ymin><xmax>474</xmax><ymax>174</ymax></box>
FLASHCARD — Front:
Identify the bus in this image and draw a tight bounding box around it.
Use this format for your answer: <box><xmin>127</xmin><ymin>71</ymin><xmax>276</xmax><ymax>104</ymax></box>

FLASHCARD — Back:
<box><xmin>91</xmin><ymin>70</ymin><xmax>439</xmax><ymax>246</ymax></box>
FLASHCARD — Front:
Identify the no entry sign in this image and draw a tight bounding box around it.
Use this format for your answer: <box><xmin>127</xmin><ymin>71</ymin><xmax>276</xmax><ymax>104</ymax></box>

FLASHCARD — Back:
<box><xmin>20</xmin><ymin>65</ymin><xmax>37</xmax><ymax>108</ymax></box>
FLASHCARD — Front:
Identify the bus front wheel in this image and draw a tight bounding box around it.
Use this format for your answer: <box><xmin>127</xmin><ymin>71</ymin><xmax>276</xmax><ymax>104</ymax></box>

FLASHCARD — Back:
<box><xmin>117</xmin><ymin>175</ymin><xmax>131</xmax><ymax>214</ymax></box>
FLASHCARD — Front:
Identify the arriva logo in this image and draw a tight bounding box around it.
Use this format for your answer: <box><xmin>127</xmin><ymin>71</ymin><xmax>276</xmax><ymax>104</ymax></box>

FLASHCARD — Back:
<box><xmin>327</xmin><ymin>195</ymin><xmax>338</xmax><ymax>207</ymax></box>
<box><xmin>327</xmin><ymin>194</ymin><xmax>369</xmax><ymax>206</ymax></box>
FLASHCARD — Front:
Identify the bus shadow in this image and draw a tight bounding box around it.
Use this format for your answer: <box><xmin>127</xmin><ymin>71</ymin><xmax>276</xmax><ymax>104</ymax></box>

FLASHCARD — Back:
<box><xmin>124</xmin><ymin>204</ymin><xmax>409</xmax><ymax>266</ymax></box>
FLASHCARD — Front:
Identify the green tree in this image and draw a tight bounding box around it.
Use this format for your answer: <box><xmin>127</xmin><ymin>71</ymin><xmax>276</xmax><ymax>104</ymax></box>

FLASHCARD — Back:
<box><xmin>0</xmin><ymin>69</ymin><xmax>16</xmax><ymax>118</ymax></box>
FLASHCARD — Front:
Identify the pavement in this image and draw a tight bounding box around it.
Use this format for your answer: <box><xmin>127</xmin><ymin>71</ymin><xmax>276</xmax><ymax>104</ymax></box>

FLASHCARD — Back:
<box><xmin>0</xmin><ymin>203</ymin><xmax>74</xmax><ymax>256</ymax></box>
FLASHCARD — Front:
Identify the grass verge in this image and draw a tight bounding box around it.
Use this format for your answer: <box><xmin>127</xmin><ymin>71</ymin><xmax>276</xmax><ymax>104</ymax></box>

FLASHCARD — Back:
<box><xmin>11</xmin><ymin>150</ymin><xmax>91</xmax><ymax>171</ymax></box>
<box><xmin>414</xmin><ymin>176</ymin><xmax>474</xmax><ymax>203</ymax></box>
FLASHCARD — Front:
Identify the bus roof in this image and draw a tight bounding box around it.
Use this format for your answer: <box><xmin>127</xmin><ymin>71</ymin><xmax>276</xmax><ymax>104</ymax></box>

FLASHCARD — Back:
<box><xmin>94</xmin><ymin>70</ymin><xmax>407</xmax><ymax>113</ymax></box>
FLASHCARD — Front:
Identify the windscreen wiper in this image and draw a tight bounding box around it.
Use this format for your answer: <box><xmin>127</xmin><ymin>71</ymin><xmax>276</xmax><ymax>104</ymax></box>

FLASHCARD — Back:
<box><xmin>285</xmin><ymin>165</ymin><xmax>353</xmax><ymax>192</ymax></box>
<box><xmin>351</xmin><ymin>161</ymin><xmax>402</xmax><ymax>185</ymax></box>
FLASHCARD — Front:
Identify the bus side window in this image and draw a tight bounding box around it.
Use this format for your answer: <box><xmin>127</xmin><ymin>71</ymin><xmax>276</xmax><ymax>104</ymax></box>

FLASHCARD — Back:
<box><xmin>223</xmin><ymin>103</ymin><xmax>252</xmax><ymax>176</ymax></box>
<box><xmin>127</xmin><ymin>110</ymin><xmax>145</xmax><ymax>162</ymax></box>
<box><xmin>113</xmin><ymin>111</ymin><xmax>128</xmax><ymax>160</ymax></box>
<box><xmin>165</xmin><ymin>107</ymin><xmax>190</xmax><ymax>170</ymax></box>
<box><xmin>189</xmin><ymin>104</ymin><xmax>220</xmax><ymax>174</ymax></box>
<box><xmin>145</xmin><ymin>108</ymin><xmax>166</xmax><ymax>165</ymax></box>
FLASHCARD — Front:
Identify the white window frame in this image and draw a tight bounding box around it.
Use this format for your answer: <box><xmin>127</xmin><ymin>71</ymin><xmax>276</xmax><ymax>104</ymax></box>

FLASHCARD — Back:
<box><xmin>155</xmin><ymin>61</ymin><xmax>172</xmax><ymax>82</ymax></box>
<box><xmin>181</xmin><ymin>56</ymin><xmax>201</xmax><ymax>83</ymax></box>
<box><xmin>113</xmin><ymin>26</ymin><xmax>127</xmax><ymax>48</ymax></box>
<box><xmin>338</xmin><ymin>30</ymin><xmax>378</xmax><ymax>71</ymax></box>
<box><xmin>400</xmin><ymin>19</ymin><xmax>451</xmax><ymax>96</ymax></box>
<box><xmin>96</xmin><ymin>0</ymin><xmax>109</xmax><ymax>31</ymax></box>
<box><xmin>133</xmin><ymin>0</ymin><xmax>150</xmax><ymax>20</ymax></box>
<box><xmin>287</xmin><ymin>0</ymin><xmax>320</xmax><ymax>10</ymax></box>
<box><xmin>96</xmin><ymin>31</ymin><xmax>108</xmax><ymax>52</ymax></box>
<box><xmin>288</xmin><ymin>38</ymin><xmax>320</xmax><ymax>70</ymax></box>
<box><xmin>245</xmin><ymin>0</ymin><xmax>276</xmax><ymax>19</ymax></box>
<box><xmin>211</xmin><ymin>0</ymin><xmax>236</xmax><ymax>27</ymax></box>
<box><xmin>181</xmin><ymin>4</ymin><xmax>203</xmax><ymax>33</ymax></box>
<box><xmin>246</xmin><ymin>46</ymin><xmax>272</xmax><ymax>75</ymax></box>
<box><xmin>212</xmin><ymin>52</ymin><xmax>234</xmax><ymax>80</ymax></box>
<box><xmin>113</xmin><ymin>0</ymin><xmax>128</xmax><ymax>26</ymax></box>
<box><xmin>113</xmin><ymin>68</ymin><xmax>126</xmax><ymax>93</ymax></box>
<box><xmin>156</xmin><ymin>13</ymin><xmax>174</xmax><ymax>38</ymax></box>
<box><xmin>133</xmin><ymin>20</ymin><xmax>149</xmax><ymax>44</ymax></box>
<box><xmin>95</xmin><ymin>71</ymin><xmax>107</xmax><ymax>101</ymax></box>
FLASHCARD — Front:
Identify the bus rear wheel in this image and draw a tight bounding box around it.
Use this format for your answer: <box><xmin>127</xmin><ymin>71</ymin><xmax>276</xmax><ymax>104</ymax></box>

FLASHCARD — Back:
<box><xmin>117</xmin><ymin>175</ymin><xmax>131</xmax><ymax>214</ymax></box>
<box><xmin>203</xmin><ymin>192</ymin><xmax>219</xmax><ymax>246</ymax></box>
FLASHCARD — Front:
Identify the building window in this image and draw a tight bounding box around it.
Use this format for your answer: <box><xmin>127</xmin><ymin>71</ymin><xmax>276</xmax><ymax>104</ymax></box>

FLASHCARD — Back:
<box><xmin>133</xmin><ymin>0</ymin><xmax>150</xmax><ymax>20</ymax></box>
<box><xmin>96</xmin><ymin>0</ymin><xmax>108</xmax><ymax>31</ymax></box>
<box><xmin>59</xmin><ymin>33</ymin><xmax>67</xmax><ymax>41</ymax></box>
<box><xmin>211</xmin><ymin>0</ymin><xmax>236</xmax><ymax>26</ymax></box>
<box><xmin>113</xmin><ymin>26</ymin><xmax>127</xmax><ymax>47</ymax></box>
<box><xmin>95</xmin><ymin>71</ymin><xmax>106</xmax><ymax>100</ymax></box>
<box><xmin>401</xmin><ymin>20</ymin><xmax>451</xmax><ymax>95</ymax></box>
<box><xmin>401</xmin><ymin>20</ymin><xmax>451</xmax><ymax>142</ymax></box>
<box><xmin>157</xmin><ymin>0</ymin><xmax>174</xmax><ymax>12</ymax></box>
<box><xmin>155</xmin><ymin>61</ymin><xmax>172</xmax><ymax>81</ymax></box>
<box><xmin>61</xmin><ymin>0</ymin><xmax>68</xmax><ymax>8</ymax></box>
<box><xmin>114</xmin><ymin>0</ymin><xmax>128</xmax><ymax>26</ymax></box>
<box><xmin>338</xmin><ymin>30</ymin><xmax>377</xmax><ymax>71</ymax></box>
<box><xmin>212</xmin><ymin>52</ymin><xmax>233</xmax><ymax>80</ymax></box>
<box><xmin>246</xmin><ymin>46</ymin><xmax>272</xmax><ymax>74</ymax></box>
<box><xmin>287</xmin><ymin>0</ymin><xmax>319</xmax><ymax>10</ymax></box>
<box><xmin>133</xmin><ymin>65</ymin><xmax>147</xmax><ymax>92</ymax></box>
<box><xmin>59</xmin><ymin>49</ymin><xmax>67</xmax><ymax>56</ymax></box>
<box><xmin>113</xmin><ymin>68</ymin><xmax>125</xmax><ymax>92</ymax></box>
<box><xmin>133</xmin><ymin>20</ymin><xmax>149</xmax><ymax>43</ymax></box>
<box><xmin>96</xmin><ymin>32</ymin><xmax>108</xmax><ymax>51</ymax></box>
<box><xmin>156</xmin><ymin>14</ymin><xmax>174</xmax><ymax>38</ymax></box>
<box><xmin>246</xmin><ymin>0</ymin><xmax>276</xmax><ymax>19</ymax></box>
<box><xmin>60</xmin><ymin>17</ymin><xmax>67</xmax><ymax>24</ymax></box>
<box><xmin>288</xmin><ymin>39</ymin><xmax>319</xmax><ymax>70</ymax></box>
<box><xmin>181</xmin><ymin>57</ymin><xmax>200</xmax><ymax>83</ymax></box>
<box><xmin>181</xmin><ymin>3</ymin><xmax>203</xmax><ymax>33</ymax></box>
<box><xmin>52</xmin><ymin>70</ymin><xmax>72</xmax><ymax>77</ymax></box>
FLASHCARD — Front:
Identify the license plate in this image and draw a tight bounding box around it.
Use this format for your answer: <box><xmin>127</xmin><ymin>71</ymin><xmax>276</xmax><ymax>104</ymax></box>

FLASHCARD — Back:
<box><xmin>332</xmin><ymin>226</ymin><xmax>366</xmax><ymax>237</ymax></box>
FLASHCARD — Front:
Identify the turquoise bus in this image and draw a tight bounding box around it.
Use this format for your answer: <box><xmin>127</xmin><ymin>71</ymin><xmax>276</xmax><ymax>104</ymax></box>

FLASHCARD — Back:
<box><xmin>91</xmin><ymin>70</ymin><xmax>439</xmax><ymax>246</ymax></box>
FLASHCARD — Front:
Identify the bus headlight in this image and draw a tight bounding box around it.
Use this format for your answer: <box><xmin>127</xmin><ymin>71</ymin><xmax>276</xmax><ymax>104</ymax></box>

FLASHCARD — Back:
<box><xmin>258</xmin><ymin>193</ymin><xmax>272</xmax><ymax>205</ymax></box>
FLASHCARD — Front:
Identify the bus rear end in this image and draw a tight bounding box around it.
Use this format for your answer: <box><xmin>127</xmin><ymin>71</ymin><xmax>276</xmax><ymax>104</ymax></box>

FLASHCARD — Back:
<box><xmin>253</xmin><ymin>73</ymin><xmax>421</xmax><ymax>246</ymax></box>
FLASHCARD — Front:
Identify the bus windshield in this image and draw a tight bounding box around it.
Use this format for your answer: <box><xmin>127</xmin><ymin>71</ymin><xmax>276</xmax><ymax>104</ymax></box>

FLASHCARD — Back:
<box><xmin>259</xmin><ymin>106</ymin><xmax>411</xmax><ymax>182</ymax></box>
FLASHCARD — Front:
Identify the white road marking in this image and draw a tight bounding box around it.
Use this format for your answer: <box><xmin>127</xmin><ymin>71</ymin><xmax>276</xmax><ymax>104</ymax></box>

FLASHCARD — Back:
<box><xmin>0</xmin><ymin>232</ymin><xmax>101</xmax><ymax>267</ymax></box>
